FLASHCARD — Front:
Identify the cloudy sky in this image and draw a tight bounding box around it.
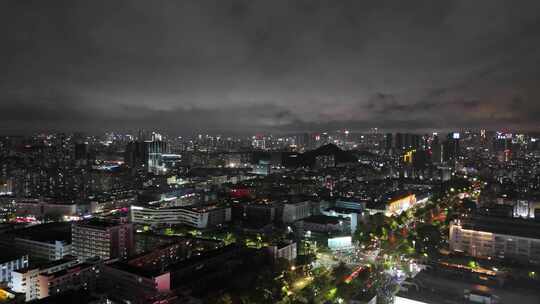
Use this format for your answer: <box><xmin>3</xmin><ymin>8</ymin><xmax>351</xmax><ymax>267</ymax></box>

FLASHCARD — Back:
<box><xmin>1</xmin><ymin>0</ymin><xmax>540</xmax><ymax>135</ymax></box>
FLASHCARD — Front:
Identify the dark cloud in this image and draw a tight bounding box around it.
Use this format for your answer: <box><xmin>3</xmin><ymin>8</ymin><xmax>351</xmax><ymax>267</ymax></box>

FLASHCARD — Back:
<box><xmin>0</xmin><ymin>91</ymin><xmax>302</xmax><ymax>134</ymax></box>
<box><xmin>1</xmin><ymin>0</ymin><xmax>540</xmax><ymax>134</ymax></box>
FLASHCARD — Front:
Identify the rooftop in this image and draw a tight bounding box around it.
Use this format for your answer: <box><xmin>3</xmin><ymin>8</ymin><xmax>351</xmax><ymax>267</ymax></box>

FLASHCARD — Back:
<box><xmin>14</xmin><ymin>255</ymin><xmax>77</xmax><ymax>273</ymax></box>
<box><xmin>31</xmin><ymin>290</ymin><xmax>99</xmax><ymax>304</ymax></box>
<box><xmin>302</xmin><ymin>215</ymin><xmax>343</xmax><ymax>225</ymax></box>
<box><xmin>0</xmin><ymin>247</ymin><xmax>26</xmax><ymax>264</ymax></box>
<box><xmin>134</xmin><ymin>203</ymin><xmax>226</xmax><ymax>213</ymax></box>
<box><xmin>41</xmin><ymin>262</ymin><xmax>94</xmax><ymax>279</ymax></box>
<box><xmin>109</xmin><ymin>244</ymin><xmax>242</xmax><ymax>278</ymax></box>
<box><xmin>11</xmin><ymin>222</ymin><xmax>71</xmax><ymax>244</ymax></box>
<box><xmin>326</xmin><ymin>207</ymin><xmax>364</xmax><ymax>214</ymax></box>
<box><xmin>458</xmin><ymin>215</ymin><xmax>540</xmax><ymax>239</ymax></box>
<box><xmin>74</xmin><ymin>219</ymin><xmax>128</xmax><ymax>230</ymax></box>
<box><xmin>387</xmin><ymin>190</ymin><xmax>415</xmax><ymax>202</ymax></box>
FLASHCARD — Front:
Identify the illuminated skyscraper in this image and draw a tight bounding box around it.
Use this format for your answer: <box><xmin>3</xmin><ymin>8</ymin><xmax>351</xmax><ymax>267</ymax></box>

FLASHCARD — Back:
<box><xmin>146</xmin><ymin>140</ymin><xmax>167</xmax><ymax>174</ymax></box>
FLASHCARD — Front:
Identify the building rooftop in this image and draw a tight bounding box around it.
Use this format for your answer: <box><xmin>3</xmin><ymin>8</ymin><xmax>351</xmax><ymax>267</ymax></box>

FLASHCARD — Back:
<box><xmin>386</xmin><ymin>190</ymin><xmax>415</xmax><ymax>202</ymax></box>
<box><xmin>74</xmin><ymin>219</ymin><xmax>128</xmax><ymax>230</ymax></box>
<box><xmin>0</xmin><ymin>247</ymin><xmax>26</xmax><ymax>264</ymax></box>
<box><xmin>16</xmin><ymin>198</ymin><xmax>78</xmax><ymax>205</ymax></box>
<box><xmin>14</xmin><ymin>255</ymin><xmax>77</xmax><ymax>274</ymax></box>
<box><xmin>11</xmin><ymin>222</ymin><xmax>71</xmax><ymax>244</ymax></box>
<box><xmin>134</xmin><ymin>203</ymin><xmax>226</xmax><ymax>213</ymax></box>
<box><xmin>272</xmin><ymin>241</ymin><xmax>296</xmax><ymax>249</ymax></box>
<box><xmin>459</xmin><ymin>215</ymin><xmax>540</xmax><ymax>239</ymax></box>
<box><xmin>109</xmin><ymin>244</ymin><xmax>242</xmax><ymax>278</ymax></box>
<box><xmin>302</xmin><ymin>215</ymin><xmax>342</xmax><ymax>225</ymax></box>
<box><xmin>31</xmin><ymin>290</ymin><xmax>99</xmax><ymax>304</ymax></box>
<box><xmin>326</xmin><ymin>207</ymin><xmax>364</xmax><ymax>214</ymax></box>
<box><xmin>41</xmin><ymin>262</ymin><xmax>94</xmax><ymax>280</ymax></box>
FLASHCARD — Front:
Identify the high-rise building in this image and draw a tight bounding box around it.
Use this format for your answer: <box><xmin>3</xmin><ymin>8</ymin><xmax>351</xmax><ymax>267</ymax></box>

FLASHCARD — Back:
<box><xmin>124</xmin><ymin>141</ymin><xmax>148</xmax><ymax>169</ymax></box>
<box><xmin>74</xmin><ymin>143</ymin><xmax>88</xmax><ymax>164</ymax></box>
<box><xmin>443</xmin><ymin>132</ymin><xmax>461</xmax><ymax>162</ymax></box>
<box><xmin>384</xmin><ymin>133</ymin><xmax>393</xmax><ymax>153</ymax></box>
<box><xmin>395</xmin><ymin>133</ymin><xmax>421</xmax><ymax>151</ymax></box>
<box><xmin>431</xmin><ymin>134</ymin><xmax>443</xmax><ymax>164</ymax></box>
<box><xmin>72</xmin><ymin>219</ymin><xmax>134</xmax><ymax>262</ymax></box>
<box><xmin>146</xmin><ymin>140</ymin><xmax>167</xmax><ymax>174</ymax></box>
<box><xmin>252</xmin><ymin>135</ymin><xmax>266</xmax><ymax>150</ymax></box>
<box><xmin>395</xmin><ymin>133</ymin><xmax>404</xmax><ymax>151</ymax></box>
<box><xmin>125</xmin><ymin>139</ymin><xmax>167</xmax><ymax>174</ymax></box>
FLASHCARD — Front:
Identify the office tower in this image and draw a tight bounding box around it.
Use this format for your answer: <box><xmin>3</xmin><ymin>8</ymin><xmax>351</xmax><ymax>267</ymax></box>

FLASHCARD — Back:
<box><xmin>125</xmin><ymin>139</ymin><xmax>167</xmax><ymax>174</ymax></box>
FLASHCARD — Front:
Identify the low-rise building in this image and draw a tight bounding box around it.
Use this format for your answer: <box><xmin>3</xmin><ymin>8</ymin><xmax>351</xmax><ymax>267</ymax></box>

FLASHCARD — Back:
<box><xmin>335</xmin><ymin>199</ymin><xmax>366</xmax><ymax>211</ymax></box>
<box><xmin>37</xmin><ymin>262</ymin><xmax>100</xmax><ymax>300</ymax></box>
<box><xmin>130</xmin><ymin>204</ymin><xmax>231</xmax><ymax>228</ymax></box>
<box><xmin>10</xmin><ymin>256</ymin><xmax>78</xmax><ymax>302</ymax></box>
<box><xmin>322</xmin><ymin>207</ymin><xmax>365</xmax><ymax>234</ymax></box>
<box><xmin>267</xmin><ymin>241</ymin><xmax>297</xmax><ymax>262</ymax></box>
<box><xmin>449</xmin><ymin>216</ymin><xmax>540</xmax><ymax>264</ymax></box>
<box><xmin>102</xmin><ymin>244</ymin><xmax>247</xmax><ymax>303</ymax></box>
<box><xmin>0</xmin><ymin>223</ymin><xmax>71</xmax><ymax>261</ymax></box>
<box><xmin>232</xmin><ymin>201</ymin><xmax>277</xmax><ymax>228</ymax></box>
<box><xmin>15</xmin><ymin>199</ymin><xmax>77</xmax><ymax>219</ymax></box>
<box><xmin>366</xmin><ymin>192</ymin><xmax>417</xmax><ymax>216</ymax></box>
<box><xmin>89</xmin><ymin>193</ymin><xmax>137</xmax><ymax>214</ymax></box>
<box><xmin>296</xmin><ymin>215</ymin><xmax>349</xmax><ymax>234</ymax></box>
<box><xmin>282</xmin><ymin>200</ymin><xmax>312</xmax><ymax>223</ymax></box>
<box><xmin>0</xmin><ymin>249</ymin><xmax>28</xmax><ymax>283</ymax></box>
<box><xmin>101</xmin><ymin>263</ymin><xmax>173</xmax><ymax>304</ymax></box>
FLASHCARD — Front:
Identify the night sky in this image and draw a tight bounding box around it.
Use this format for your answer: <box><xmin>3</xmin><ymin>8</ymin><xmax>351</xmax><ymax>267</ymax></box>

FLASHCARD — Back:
<box><xmin>2</xmin><ymin>0</ymin><xmax>540</xmax><ymax>134</ymax></box>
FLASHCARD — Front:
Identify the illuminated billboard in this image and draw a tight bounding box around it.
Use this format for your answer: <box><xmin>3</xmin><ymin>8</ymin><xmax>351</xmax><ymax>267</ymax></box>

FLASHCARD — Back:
<box><xmin>403</xmin><ymin>150</ymin><xmax>416</xmax><ymax>164</ymax></box>
<box><xmin>386</xmin><ymin>194</ymin><xmax>417</xmax><ymax>215</ymax></box>
<box><xmin>328</xmin><ymin>236</ymin><xmax>353</xmax><ymax>250</ymax></box>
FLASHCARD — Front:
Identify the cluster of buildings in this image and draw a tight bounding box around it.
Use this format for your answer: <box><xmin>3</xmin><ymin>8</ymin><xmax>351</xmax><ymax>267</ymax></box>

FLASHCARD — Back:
<box><xmin>0</xmin><ymin>129</ymin><xmax>538</xmax><ymax>303</ymax></box>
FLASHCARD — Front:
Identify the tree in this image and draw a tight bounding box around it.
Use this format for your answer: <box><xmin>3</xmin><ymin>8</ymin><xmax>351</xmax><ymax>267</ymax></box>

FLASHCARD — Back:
<box><xmin>210</xmin><ymin>294</ymin><xmax>233</xmax><ymax>304</ymax></box>
<box><xmin>223</xmin><ymin>232</ymin><xmax>236</xmax><ymax>245</ymax></box>
<box><xmin>414</xmin><ymin>224</ymin><xmax>442</xmax><ymax>255</ymax></box>
<box><xmin>353</xmin><ymin>225</ymin><xmax>372</xmax><ymax>245</ymax></box>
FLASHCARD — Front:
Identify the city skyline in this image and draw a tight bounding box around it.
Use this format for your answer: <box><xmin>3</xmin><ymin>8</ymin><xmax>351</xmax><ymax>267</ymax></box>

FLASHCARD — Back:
<box><xmin>1</xmin><ymin>2</ymin><xmax>540</xmax><ymax>303</ymax></box>
<box><xmin>2</xmin><ymin>0</ymin><xmax>540</xmax><ymax>134</ymax></box>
